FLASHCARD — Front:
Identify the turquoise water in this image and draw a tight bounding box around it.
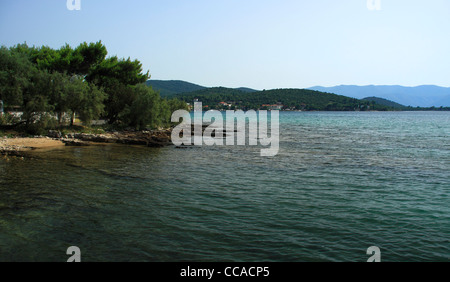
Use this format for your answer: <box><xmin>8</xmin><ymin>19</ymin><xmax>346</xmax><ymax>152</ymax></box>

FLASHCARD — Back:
<box><xmin>0</xmin><ymin>111</ymin><xmax>449</xmax><ymax>262</ymax></box>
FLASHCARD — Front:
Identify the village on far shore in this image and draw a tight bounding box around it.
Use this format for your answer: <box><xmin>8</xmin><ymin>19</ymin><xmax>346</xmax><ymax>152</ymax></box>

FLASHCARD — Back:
<box><xmin>187</xmin><ymin>99</ymin><xmax>293</xmax><ymax>111</ymax></box>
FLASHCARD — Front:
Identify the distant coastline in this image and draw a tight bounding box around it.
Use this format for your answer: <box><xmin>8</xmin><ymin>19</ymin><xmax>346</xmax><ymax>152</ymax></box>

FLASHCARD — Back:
<box><xmin>147</xmin><ymin>80</ymin><xmax>450</xmax><ymax>111</ymax></box>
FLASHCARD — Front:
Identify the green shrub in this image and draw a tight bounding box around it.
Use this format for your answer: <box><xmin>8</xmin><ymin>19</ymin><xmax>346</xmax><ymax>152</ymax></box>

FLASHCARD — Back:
<box><xmin>24</xmin><ymin>113</ymin><xmax>58</xmax><ymax>136</ymax></box>
<box><xmin>0</xmin><ymin>113</ymin><xmax>20</xmax><ymax>126</ymax></box>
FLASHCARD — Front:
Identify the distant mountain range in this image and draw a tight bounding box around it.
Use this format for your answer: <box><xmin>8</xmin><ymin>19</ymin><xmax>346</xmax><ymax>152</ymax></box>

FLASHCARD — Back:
<box><xmin>308</xmin><ymin>85</ymin><xmax>450</xmax><ymax>107</ymax></box>
<box><xmin>146</xmin><ymin>80</ymin><xmax>450</xmax><ymax>108</ymax></box>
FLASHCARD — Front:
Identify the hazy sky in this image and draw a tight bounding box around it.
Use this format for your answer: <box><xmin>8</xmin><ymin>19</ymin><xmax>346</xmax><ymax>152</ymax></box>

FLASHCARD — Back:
<box><xmin>1</xmin><ymin>0</ymin><xmax>449</xmax><ymax>89</ymax></box>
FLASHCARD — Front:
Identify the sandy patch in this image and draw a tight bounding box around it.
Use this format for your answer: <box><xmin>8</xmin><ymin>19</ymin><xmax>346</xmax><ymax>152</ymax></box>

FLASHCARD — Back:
<box><xmin>0</xmin><ymin>137</ymin><xmax>65</xmax><ymax>151</ymax></box>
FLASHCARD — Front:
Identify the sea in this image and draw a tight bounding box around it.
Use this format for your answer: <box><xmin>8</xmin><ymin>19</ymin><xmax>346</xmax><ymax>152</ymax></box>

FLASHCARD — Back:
<box><xmin>0</xmin><ymin>111</ymin><xmax>449</xmax><ymax>262</ymax></box>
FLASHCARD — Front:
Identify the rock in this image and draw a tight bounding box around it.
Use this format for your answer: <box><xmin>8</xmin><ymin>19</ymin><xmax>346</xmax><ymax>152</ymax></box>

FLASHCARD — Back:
<box><xmin>58</xmin><ymin>129</ymin><xmax>175</xmax><ymax>148</ymax></box>
<box><xmin>48</xmin><ymin>130</ymin><xmax>62</xmax><ymax>139</ymax></box>
<box><xmin>73</xmin><ymin>133</ymin><xmax>117</xmax><ymax>143</ymax></box>
<box><xmin>61</xmin><ymin>139</ymin><xmax>90</xmax><ymax>146</ymax></box>
<box><xmin>1</xmin><ymin>146</ymin><xmax>25</xmax><ymax>156</ymax></box>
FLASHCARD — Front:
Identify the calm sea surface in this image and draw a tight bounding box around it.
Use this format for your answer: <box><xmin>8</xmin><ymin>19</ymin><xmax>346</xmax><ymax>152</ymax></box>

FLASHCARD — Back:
<box><xmin>0</xmin><ymin>111</ymin><xmax>449</xmax><ymax>262</ymax></box>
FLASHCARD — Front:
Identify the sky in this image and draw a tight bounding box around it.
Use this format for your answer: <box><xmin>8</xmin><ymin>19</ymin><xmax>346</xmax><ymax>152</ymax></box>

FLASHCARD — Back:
<box><xmin>1</xmin><ymin>0</ymin><xmax>449</xmax><ymax>90</ymax></box>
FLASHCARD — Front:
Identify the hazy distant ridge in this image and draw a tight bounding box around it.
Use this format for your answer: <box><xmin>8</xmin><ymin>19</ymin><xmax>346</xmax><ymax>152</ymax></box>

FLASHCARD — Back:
<box><xmin>308</xmin><ymin>85</ymin><xmax>450</xmax><ymax>107</ymax></box>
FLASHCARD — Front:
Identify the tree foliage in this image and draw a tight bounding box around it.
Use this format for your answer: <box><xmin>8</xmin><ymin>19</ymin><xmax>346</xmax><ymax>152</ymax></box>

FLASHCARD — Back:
<box><xmin>0</xmin><ymin>42</ymin><xmax>186</xmax><ymax>133</ymax></box>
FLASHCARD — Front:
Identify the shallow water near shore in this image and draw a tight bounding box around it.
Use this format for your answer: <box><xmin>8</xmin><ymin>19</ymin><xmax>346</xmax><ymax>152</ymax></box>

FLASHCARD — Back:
<box><xmin>0</xmin><ymin>111</ymin><xmax>449</xmax><ymax>262</ymax></box>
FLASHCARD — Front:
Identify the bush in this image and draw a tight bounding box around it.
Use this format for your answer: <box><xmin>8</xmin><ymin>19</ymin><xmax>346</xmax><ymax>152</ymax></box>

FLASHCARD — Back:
<box><xmin>0</xmin><ymin>113</ymin><xmax>20</xmax><ymax>126</ymax></box>
<box><xmin>23</xmin><ymin>113</ymin><xmax>58</xmax><ymax>136</ymax></box>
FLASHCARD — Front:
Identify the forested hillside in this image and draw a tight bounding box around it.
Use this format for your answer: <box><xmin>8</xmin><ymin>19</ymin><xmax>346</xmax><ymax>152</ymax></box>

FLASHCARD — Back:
<box><xmin>175</xmin><ymin>87</ymin><xmax>393</xmax><ymax>111</ymax></box>
<box><xmin>146</xmin><ymin>80</ymin><xmax>206</xmax><ymax>97</ymax></box>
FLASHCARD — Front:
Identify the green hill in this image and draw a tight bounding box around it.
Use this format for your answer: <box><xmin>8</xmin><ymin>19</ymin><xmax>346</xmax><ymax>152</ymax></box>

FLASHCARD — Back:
<box><xmin>235</xmin><ymin>87</ymin><xmax>259</xmax><ymax>93</ymax></box>
<box><xmin>146</xmin><ymin>80</ymin><xmax>259</xmax><ymax>97</ymax></box>
<box><xmin>363</xmin><ymin>97</ymin><xmax>406</xmax><ymax>109</ymax></box>
<box><xmin>176</xmin><ymin>88</ymin><xmax>394</xmax><ymax>111</ymax></box>
<box><xmin>146</xmin><ymin>80</ymin><xmax>206</xmax><ymax>97</ymax></box>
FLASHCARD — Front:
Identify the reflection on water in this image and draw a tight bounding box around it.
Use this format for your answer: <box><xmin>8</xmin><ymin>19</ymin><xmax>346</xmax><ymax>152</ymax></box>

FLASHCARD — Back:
<box><xmin>0</xmin><ymin>112</ymin><xmax>449</xmax><ymax>261</ymax></box>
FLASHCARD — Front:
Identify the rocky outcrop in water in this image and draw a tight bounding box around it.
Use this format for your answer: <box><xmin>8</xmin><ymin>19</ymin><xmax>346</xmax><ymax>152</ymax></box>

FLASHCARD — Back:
<box><xmin>0</xmin><ymin>144</ymin><xmax>26</xmax><ymax>156</ymax></box>
<box><xmin>61</xmin><ymin>139</ymin><xmax>91</xmax><ymax>146</ymax></box>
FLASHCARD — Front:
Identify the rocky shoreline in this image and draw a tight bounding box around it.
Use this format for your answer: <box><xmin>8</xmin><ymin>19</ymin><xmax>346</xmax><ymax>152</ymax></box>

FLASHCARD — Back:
<box><xmin>0</xmin><ymin>124</ymin><xmax>234</xmax><ymax>156</ymax></box>
<box><xmin>0</xmin><ymin>129</ymin><xmax>174</xmax><ymax>156</ymax></box>
<box><xmin>52</xmin><ymin>129</ymin><xmax>173</xmax><ymax>148</ymax></box>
